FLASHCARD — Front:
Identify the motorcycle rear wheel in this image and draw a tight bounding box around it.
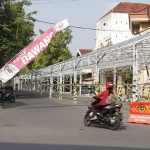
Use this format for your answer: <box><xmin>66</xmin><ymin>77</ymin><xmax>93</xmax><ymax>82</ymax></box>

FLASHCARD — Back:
<box><xmin>108</xmin><ymin>114</ymin><xmax>120</xmax><ymax>130</ymax></box>
<box><xmin>84</xmin><ymin>113</ymin><xmax>92</xmax><ymax>126</ymax></box>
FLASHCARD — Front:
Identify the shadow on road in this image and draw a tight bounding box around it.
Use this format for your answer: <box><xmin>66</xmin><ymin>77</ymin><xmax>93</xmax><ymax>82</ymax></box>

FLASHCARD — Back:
<box><xmin>15</xmin><ymin>91</ymin><xmax>49</xmax><ymax>99</ymax></box>
<box><xmin>1</xmin><ymin>101</ymin><xmax>27</xmax><ymax>109</ymax></box>
<box><xmin>0</xmin><ymin>142</ymin><xmax>148</xmax><ymax>150</ymax></box>
<box><xmin>91</xmin><ymin>121</ymin><xmax>128</xmax><ymax>131</ymax></box>
<box><xmin>19</xmin><ymin>104</ymin><xmax>87</xmax><ymax>109</ymax></box>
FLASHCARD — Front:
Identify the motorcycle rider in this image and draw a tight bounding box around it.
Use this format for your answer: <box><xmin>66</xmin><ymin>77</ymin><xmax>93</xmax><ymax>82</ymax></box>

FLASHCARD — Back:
<box><xmin>90</xmin><ymin>82</ymin><xmax>114</xmax><ymax>120</ymax></box>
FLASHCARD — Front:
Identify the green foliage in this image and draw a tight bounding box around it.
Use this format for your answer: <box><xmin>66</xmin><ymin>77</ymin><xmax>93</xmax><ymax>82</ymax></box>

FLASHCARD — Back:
<box><xmin>0</xmin><ymin>0</ymin><xmax>72</xmax><ymax>76</ymax></box>
<box><xmin>25</xmin><ymin>27</ymin><xmax>73</xmax><ymax>71</ymax></box>
<box><xmin>124</xmin><ymin>68</ymin><xmax>133</xmax><ymax>98</ymax></box>
<box><xmin>125</xmin><ymin>73</ymin><xmax>132</xmax><ymax>83</ymax></box>
<box><xmin>0</xmin><ymin>0</ymin><xmax>37</xmax><ymax>68</ymax></box>
<box><xmin>124</xmin><ymin>67</ymin><xmax>133</xmax><ymax>84</ymax></box>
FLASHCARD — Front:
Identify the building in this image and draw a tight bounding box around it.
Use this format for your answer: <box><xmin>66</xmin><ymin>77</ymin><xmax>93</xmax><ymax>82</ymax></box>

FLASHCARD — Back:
<box><xmin>76</xmin><ymin>49</ymin><xmax>93</xmax><ymax>57</ymax></box>
<box><xmin>74</xmin><ymin>2</ymin><xmax>150</xmax><ymax>97</ymax></box>
<box><xmin>93</xmin><ymin>2</ymin><xmax>150</xmax><ymax>97</ymax></box>
<box><xmin>94</xmin><ymin>2</ymin><xmax>150</xmax><ymax>50</ymax></box>
<box><xmin>75</xmin><ymin>49</ymin><xmax>93</xmax><ymax>85</ymax></box>
<box><xmin>75</xmin><ymin>49</ymin><xmax>94</xmax><ymax>95</ymax></box>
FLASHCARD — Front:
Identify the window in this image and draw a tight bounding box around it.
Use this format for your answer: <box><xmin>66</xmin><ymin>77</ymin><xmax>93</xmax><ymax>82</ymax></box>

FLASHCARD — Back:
<box><xmin>103</xmin><ymin>23</ymin><xmax>107</xmax><ymax>26</ymax></box>
<box><xmin>132</xmin><ymin>22</ymin><xmax>140</xmax><ymax>35</ymax></box>
<box><xmin>106</xmin><ymin>77</ymin><xmax>113</xmax><ymax>82</ymax></box>
<box><xmin>83</xmin><ymin>73</ymin><xmax>92</xmax><ymax>78</ymax></box>
<box><xmin>87</xmin><ymin>73</ymin><xmax>92</xmax><ymax>78</ymax></box>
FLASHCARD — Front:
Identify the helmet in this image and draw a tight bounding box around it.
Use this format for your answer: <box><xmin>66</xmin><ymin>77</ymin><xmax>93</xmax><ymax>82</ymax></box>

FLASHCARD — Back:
<box><xmin>106</xmin><ymin>82</ymin><xmax>113</xmax><ymax>89</ymax></box>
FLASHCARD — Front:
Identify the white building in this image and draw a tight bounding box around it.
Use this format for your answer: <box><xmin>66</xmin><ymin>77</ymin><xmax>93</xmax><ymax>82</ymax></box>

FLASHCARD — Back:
<box><xmin>94</xmin><ymin>2</ymin><xmax>150</xmax><ymax>50</ymax></box>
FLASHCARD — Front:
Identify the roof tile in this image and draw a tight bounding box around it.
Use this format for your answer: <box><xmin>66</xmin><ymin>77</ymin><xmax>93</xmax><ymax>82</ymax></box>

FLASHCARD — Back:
<box><xmin>112</xmin><ymin>2</ymin><xmax>148</xmax><ymax>13</ymax></box>
<box><xmin>101</xmin><ymin>2</ymin><xmax>148</xmax><ymax>19</ymax></box>
<box><xmin>79</xmin><ymin>49</ymin><xmax>93</xmax><ymax>55</ymax></box>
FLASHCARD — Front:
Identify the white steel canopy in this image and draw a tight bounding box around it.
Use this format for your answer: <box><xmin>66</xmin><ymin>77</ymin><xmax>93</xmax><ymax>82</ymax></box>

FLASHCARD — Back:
<box><xmin>19</xmin><ymin>32</ymin><xmax>150</xmax><ymax>78</ymax></box>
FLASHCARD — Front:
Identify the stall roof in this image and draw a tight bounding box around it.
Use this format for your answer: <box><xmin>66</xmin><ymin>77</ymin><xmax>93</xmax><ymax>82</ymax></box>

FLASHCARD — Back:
<box><xmin>20</xmin><ymin>32</ymin><xmax>150</xmax><ymax>78</ymax></box>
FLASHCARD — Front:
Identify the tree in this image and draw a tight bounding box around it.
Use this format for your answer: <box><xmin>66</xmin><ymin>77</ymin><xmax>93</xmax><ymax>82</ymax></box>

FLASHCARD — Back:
<box><xmin>0</xmin><ymin>0</ymin><xmax>37</xmax><ymax>68</ymax></box>
<box><xmin>0</xmin><ymin>0</ymin><xmax>72</xmax><ymax>76</ymax></box>
<box><xmin>25</xmin><ymin>27</ymin><xmax>73</xmax><ymax>71</ymax></box>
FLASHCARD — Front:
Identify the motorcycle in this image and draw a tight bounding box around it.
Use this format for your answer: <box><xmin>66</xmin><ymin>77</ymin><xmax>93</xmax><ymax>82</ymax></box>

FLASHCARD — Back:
<box><xmin>0</xmin><ymin>88</ymin><xmax>15</xmax><ymax>103</ymax></box>
<box><xmin>84</xmin><ymin>97</ymin><xmax>123</xmax><ymax>130</ymax></box>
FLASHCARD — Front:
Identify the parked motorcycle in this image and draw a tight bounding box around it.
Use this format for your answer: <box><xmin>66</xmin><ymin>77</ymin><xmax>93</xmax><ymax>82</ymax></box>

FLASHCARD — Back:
<box><xmin>84</xmin><ymin>97</ymin><xmax>123</xmax><ymax>130</ymax></box>
<box><xmin>0</xmin><ymin>87</ymin><xmax>15</xmax><ymax>103</ymax></box>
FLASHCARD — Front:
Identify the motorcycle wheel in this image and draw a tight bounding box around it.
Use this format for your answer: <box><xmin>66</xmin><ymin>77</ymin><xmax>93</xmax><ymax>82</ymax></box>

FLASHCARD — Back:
<box><xmin>84</xmin><ymin>113</ymin><xmax>92</xmax><ymax>126</ymax></box>
<box><xmin>9</xmin><ymin>97</ymin><xmax>15</xmax><ymax>103</ymax></box>
<box><xmin>108</xmin><ymin>114</ymin><xmax>120</xmax><ymax>130</ymax></box>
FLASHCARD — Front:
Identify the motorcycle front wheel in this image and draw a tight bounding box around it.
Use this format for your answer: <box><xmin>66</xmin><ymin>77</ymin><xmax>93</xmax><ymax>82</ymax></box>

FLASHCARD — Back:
<box><xmin>9</xmin><ymin>97</ymin><xmax>15</xmax><ymax>103</ymax></box>
<box><xmin>84</xmin><ymin>113</ymin><xmax>92</xmax><ymax>126</ymax></box>
<box><xmin>108</xmin><ymin>114</ymin><xmax>120</xmax><ymax>130</ymax></box>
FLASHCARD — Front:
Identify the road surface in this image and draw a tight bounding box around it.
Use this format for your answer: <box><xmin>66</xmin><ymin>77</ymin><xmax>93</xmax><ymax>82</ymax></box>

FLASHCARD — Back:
<box><xmin>0</xmin><ymin>91</ymin><xmax>149</xmax><ymax>150</ymax></box>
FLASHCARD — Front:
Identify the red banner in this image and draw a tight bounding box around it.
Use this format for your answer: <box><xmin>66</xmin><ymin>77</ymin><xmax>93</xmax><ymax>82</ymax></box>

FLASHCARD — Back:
<box><xmin>0</xmin><ymin>19</ymin><xmax>69</xmax><ymax>83</ymax></box>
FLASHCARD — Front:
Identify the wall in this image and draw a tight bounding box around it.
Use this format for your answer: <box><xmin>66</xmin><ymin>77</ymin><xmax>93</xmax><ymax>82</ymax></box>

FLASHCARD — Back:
<box><xmin>140</xmin><ymin>68</ymin><xmax>150</xmax><ymax>84</ymax></box>
<box><xmin>95</xmin><ymin>13</ymin><xmax>111</xmax><ymax>50</ymax></box>
<box><xmin>141</xmin><ymin>22</ymin><xmax>150</xmax><ymax>30</ymax></box>
<box><xmin>95</xmin><ymin>13</ymin><xmax>132</xmax><ymax>50</ymax></box>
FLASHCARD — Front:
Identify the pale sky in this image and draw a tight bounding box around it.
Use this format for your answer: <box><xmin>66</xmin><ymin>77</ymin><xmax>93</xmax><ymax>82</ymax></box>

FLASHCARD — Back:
<box><xmin>25</xmin><ymin>0</ymin><xmax>150</xmax><ymax>56</ymax></box>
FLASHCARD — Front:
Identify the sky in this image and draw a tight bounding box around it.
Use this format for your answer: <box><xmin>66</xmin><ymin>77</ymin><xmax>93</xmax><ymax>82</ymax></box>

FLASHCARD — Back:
<box><xmin>24</xmin><ymin>0</ymin><xmax>150</xmax><ymax>56</ymax></box>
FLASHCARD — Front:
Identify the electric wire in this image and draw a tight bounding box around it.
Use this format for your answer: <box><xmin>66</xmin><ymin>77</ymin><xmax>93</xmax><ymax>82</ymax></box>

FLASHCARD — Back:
<box><xmin>35</xmin><ymin>19</ymin><xmax>98</xmax><ymax>30</ymax></box>
<box><xmin>35</xmin><ymin>19</ymin><xmax>132</xmax><ymax>32</ymax></box>
<box><xmin>29</xmin><ymin>0</ymin><xmax>81</xmax><ymax>4</ymax></box>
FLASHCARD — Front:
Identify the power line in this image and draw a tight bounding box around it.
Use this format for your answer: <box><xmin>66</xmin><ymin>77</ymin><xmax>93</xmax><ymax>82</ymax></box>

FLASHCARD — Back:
<box><xmin>35</xmin><ymin>19</ymin><xmax>132</xmax><ymax>32</ymax></box>
<box><xmin>29</xmin><ymin>0</ymin><xmax>81</xmax><ymax>4</ymax></box>
<box><xmin>35</xmin><ymin>19</ymin><xmax>98</xmax><ymax>30</ymax></box>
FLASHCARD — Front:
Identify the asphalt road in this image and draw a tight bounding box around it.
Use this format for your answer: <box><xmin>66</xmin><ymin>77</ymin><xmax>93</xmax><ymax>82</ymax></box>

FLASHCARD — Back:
<box><xmin>0</xmin><ymin>91</ymin><xmax>149</xmax><ymax>150</ymax></box>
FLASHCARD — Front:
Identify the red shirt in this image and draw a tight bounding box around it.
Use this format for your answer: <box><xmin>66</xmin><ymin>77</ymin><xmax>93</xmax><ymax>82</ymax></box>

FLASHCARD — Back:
<box><xmin>94</xmin><ymin>89</ymin><xmax>110</xmax><ymax>105</ymax></box>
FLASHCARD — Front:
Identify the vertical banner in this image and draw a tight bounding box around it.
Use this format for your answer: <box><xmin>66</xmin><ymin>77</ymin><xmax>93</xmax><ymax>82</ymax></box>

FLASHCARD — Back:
<box><xmin>0</xmin><ymin>19</ymin><xmax>69</xmax><ymax>83</ymax></box>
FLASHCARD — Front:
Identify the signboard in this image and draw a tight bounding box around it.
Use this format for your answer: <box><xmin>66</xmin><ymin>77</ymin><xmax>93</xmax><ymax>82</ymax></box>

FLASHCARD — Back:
<box><xmin>0</xmin><ymin>19</ymin><xmax>69</xmax><ymax>83</ymax></box>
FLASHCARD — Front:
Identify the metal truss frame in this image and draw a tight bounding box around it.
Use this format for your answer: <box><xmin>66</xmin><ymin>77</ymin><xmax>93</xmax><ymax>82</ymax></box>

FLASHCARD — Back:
<box><xmin>15</xmin><ymin>32</ymin><xmax>150</xmax><ymax>101</ymax></box>
<box><xmin>19</xmin><ymin>32</ymin><xmax>150</xmax><ymax>79</ymax></box>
